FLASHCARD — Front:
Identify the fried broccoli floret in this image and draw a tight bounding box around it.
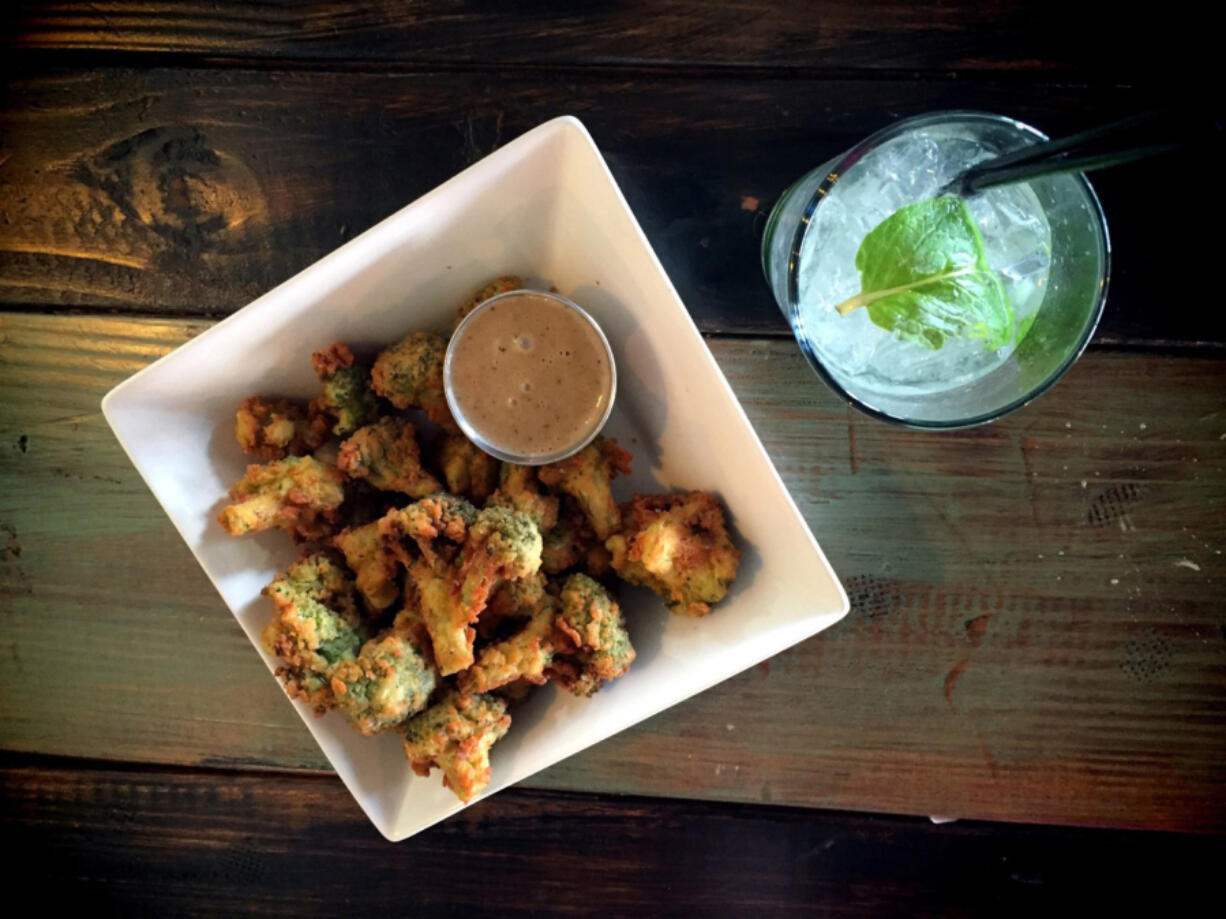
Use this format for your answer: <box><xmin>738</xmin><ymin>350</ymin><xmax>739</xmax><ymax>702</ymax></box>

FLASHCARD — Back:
<box><xmin>606</xmin><ymin>492</ymin><xmax>740</xmax><ymax>617</ymax></box>
<box><xmin>402</xmin><ymin>559</ymin><xmax>471</xmax><ymax>677</ymax></box>
<box><xmin>380</xmin><ymin>493</ymin><xmax>478</xmax><ymax>571</ymax></box>
<box><xmin>458</xmin><ymin>504</ymin><xmax>543</xmax><ymax>593</ymax></box>
<box><xmin>380</xmin><ymin>495</ymin><xmax>481</xmax><ymax>675</ymax></box>
<box><xmin>332</xmin><ymin>520</ymin><xmax>400</xmax><ymax>613</ymax></box>
<box><xmin>459</xmin><ymin>595</ymin><xmax>557</xmax><ymax>694</ymax></box>
<box><xmin>217</xmin><ymin>456</ymin><xmax>345</xmax><ymax>540</ymax></box>
<box><xmin>329</xmin><ymin>627</ymin><xmax>437</xmax><ymax>735</ymax></box>
<box><xmin>310</xmin><ymin>343</ymin><xmax>380</xmax><ymax>437</ymax></box>
<box><xmin>403</xmin><ymin>690</ymin><xmax>511</xmax><ymax>803</ymax></box>
<box><xmin>235</xmin><ymin>395</ymin><xmax>329</xmax><ymax>461</ymax></box>
<box><xmin>454</xmin><ymin>275</ymin><xmax>523</xmax><ymax>329</ymax></box>
<box><xmin>370</xmin><ymin>331</ymin><xmax>453</xmax><ymax>428</ymax></box>
<box><xmin>337</xmin><ymin>416</ymin><xmax>441</xmax><ymax>497</ymax></box>
<box><xmin>478</xmin><ymin>570</ymin><xmax>549</xmax><ymax>640</ymax></box>
<box><xmin>379</xmin><ymin>500</ymin><xmax>542</xmax><ymax>676</ymax></box>
<box><xmin>540</xmin><ymin>497</ymin><xmax>613</xmax><ymax>576</ymax></box>
<box><xmin>261</xmin><ymin>553</ymin><xmax>364</xmax><ymax>712</ymax></box>
<box><xmin>439</xmin><ymin>433</ymin><xmax>499</xmax><ymax>504</ymax></box>
<box><xmin>486</xmin><ymin>463</ymin><xmax>559</xmax><ymax>533</ymax></box>
<box><xmin>537</xmin><ymin>437</ymin><xmax>631</xmax><ymax>541</ymax></box>
<box><xmin>549</xmin><ymin>573</ymin><xmax>635</xmax><ymax>696</ymax></box>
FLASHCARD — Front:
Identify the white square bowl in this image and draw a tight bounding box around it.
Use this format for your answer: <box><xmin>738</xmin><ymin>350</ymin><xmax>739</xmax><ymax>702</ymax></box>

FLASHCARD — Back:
<box><xmin>101</xmin><ymin>116</ymin><xmax>848</xmax><ymax>841</ymax></box>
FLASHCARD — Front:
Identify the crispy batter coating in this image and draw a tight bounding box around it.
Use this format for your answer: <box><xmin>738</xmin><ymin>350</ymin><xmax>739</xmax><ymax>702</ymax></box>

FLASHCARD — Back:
<box><xmin>458</xmin><ymin>504</ymin><xmax>543</xmax><ymax>593</ymax></box>
<box><xmin>235</xmin><ymin>396</ymin><xmax>329</xmax><ymax>461</ymax></box>
<box><xmin>454</xmin><ymin>275</ymin><xmax>523</xmax><ymax>329</ymax></box>
<box><xmin>537</xmin><ymin>437</ymin><xmax>631</xmax><ymax>541</ymax></box>
<box><xmin>370</xmin><ymin>331</ymin><xmax>453</xmax><ymax>428</ymax></box>
<box><xmin>491</xmin><ymin>679</ymin><xmax>535</xmax><ymax>705</ymax></box>
<box><xmin>310</xmin><ymin>343</ymin><xmax>380</xmax><ymax>437</ymax></box>
<box><xmin>476</xmin><ymin>570</ymin><xmax>548</xmax><ymax>641</ymax></box>
<box><xmin>403</xmin><ymin>558</ymin><xmax>472</xmax><ymax>677</ymax></box>
<box><xmin>217</xmin><ymin>456</ymin><xmax>345</xmax><ymax>540</ymax></box>
<box><xmin>261</xmin><ymin>553</ymin><xmax>364</xmax><ymax>713</ymax></box>
<box><xmin>379</xmin><ymin>500</ymin><xmax>542</xmax><ymax>676</ymax></box>
<box><xmin>380</xmin><ymin>493</ymin><xmax>478</xmax><ymax>570</ymax></box>
<box><xmin>329</xmin><ymin>627</ymin><xmax>437</xmax><ymax>735</ymax></box>
<box><xmin>403</xmin><ymin>691</ymin><xmax>511</xmax><ymax>802</ymax></box>
<box><xmin>460</xmin><ymin>594</ymin><xmax>558</xmax><ymax>694</ymax></box>
<box><xmin>541</xmin><ymin>498</ymin><xmax>604</xmax><ymax>575</ymax></box>
<box><xmin>486</xmin><ymin>463</ymin><xmax>559</xmax><ymax>533</ymax></box>
<box><xmin>445</xmin><ymin>506</ymin><xmax>543</xmax><ymax>674</ymax></box>
<box><xmin>332</xmin><ymin>520</ymin><xmax>400</xmax><ymax>612</ymax></box>
<box><xmin>338</xmin><ymin>416</ymin><xmax>441</xmax><ymax>497</ymax></box>
<box><xmin>439</xmin><ymin>433</ymin><xmax>499</xmax><ymax>504</ymax></box>
<box><xmin>549</xmin><ymin>573</ymin><xmax>635</xmax><ymax>696</ymax></box>
<box><xmin>606</xmin><ymin>492</ymin><xmax>740</xmax><ymax>617</ymax></box>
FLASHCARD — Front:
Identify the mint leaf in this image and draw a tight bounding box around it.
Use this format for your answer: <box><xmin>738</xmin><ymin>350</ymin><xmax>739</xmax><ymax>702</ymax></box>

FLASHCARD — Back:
<box><xmin>835</xmin><ymin>196</ymin><xmax>1014</xmax><ymax>351</ymax></box>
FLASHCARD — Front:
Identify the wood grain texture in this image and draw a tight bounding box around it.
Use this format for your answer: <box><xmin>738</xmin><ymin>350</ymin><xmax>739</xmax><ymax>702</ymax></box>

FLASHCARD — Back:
<box><xmin>3</xmin><ymin>313</ymin><xmax>1224</xmax><ymax>830</ymax></box>
<box><xmin>3</xmin><ymin>0</ymin><xmax>1201</xmax><ymax>80</ymax></box>
<box><xmin>5</xmin><ymin>67</ymin><xmax>1221</xmax><ymax>348</ymax></box>
<box><xmin>4</xmin><ymin>763</ymin><xmax>1221</xmax><ymax>915</ymax></box>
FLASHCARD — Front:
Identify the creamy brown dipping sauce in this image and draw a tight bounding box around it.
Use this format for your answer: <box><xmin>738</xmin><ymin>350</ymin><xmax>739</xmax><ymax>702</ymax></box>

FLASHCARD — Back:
<box><xmin>448</xmin><ymin>292</ymin><xmax>613</xmax><ymax>457</ymax></box>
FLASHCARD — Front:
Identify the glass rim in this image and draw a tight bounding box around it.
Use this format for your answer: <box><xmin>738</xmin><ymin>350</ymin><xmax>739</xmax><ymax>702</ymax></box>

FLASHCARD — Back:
<box><xmin>784</xmin><ymin>109</ymin><xmax>1112</xmax><ymax>430</ymax></box>
<box><xmin>443</xmin><ymin>288</ymin><xmax>618</xmax><ymax>463</ymax></box>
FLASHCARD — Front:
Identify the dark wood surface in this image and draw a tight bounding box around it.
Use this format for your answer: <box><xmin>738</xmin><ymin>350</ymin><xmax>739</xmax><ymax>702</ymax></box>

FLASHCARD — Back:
<box><xmin>2</xmin><ymin>1</ymin><xmax>1222</xmax><ymax>908</ymax></box>
<box><xmin>4</xmin><ymin>759</ymin><xmax>1222</xmax><ymax>916</ymax></box>
<box><xmin>2</xmin><ymin>66</ymin><xmax>1222</xmax><ymax>346</ymax></box>
<box><xmin>4</xmin><ymin>0</ymin><xmax>1207</xmax><ymax>79</ymax></box>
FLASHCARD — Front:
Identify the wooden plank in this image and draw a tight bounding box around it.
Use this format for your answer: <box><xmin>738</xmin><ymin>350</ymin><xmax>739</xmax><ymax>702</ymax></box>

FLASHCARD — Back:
<box><xmin>3</xmin><ymin>763</ymin><xmax>1220</xmax><ymax>915</ymax></box>
<box><xmin>3</xmin><ymin>0</ymin><xmax>1197</xmax><ymax>80</ymax></box>
<box><xmin>2</xmin><ymin>313</ymin><xmax>1225</xmax><ymax>830</ymax></box>
<box><xmin>4</xmin><ymin>66</ymin><xmax>1220</xmax><ymax>348</ymax></box>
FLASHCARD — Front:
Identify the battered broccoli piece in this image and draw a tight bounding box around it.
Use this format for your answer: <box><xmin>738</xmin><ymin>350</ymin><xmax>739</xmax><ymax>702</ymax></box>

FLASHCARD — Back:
<box><xmin>338</xmin><ymin>416</ymin><xmax>441</xmax><ymax>497</ymax></box>
<box><xmin>453</xmin><ymin>275</ymin><xmax>523</xmax><ymax>329</ymax></box>
<box><xmin>235</xmin><ymin>395</ymin><xmax>329</xmax><ymax>461</ymax></box>
<box><xmin>439</xmin><ymin>433</ymin><xmax>499</xmax><ymax>504</ymax></box>
<box><xmin>379</xmin><ymin>493</ymin><xmax>478</xmax><ymax>571</ymax></box>
<box><xmin>261</xmin><ymin>553</ymin><xmax>364</xmax><ymax>712</ymax></box>
<box><xmin>217</xmin><ymin>455</ymin><xmax>345</xmax><ymax>540</ymax></box>
<box><xmin>403</xmin><ymin>558</ymin><xmax>472</xmax><ymax>676</ymax></box>
<box><xmin>606</xmin><ymin>492</ymin><xmax>740</xmax><ymax>617</ymax></box>
<box><xmin>540</xmin><ymin>497</ymin><xmax>611</xmax><ymax>576</ymax></box>
<box><xmin>380</xmin><ymin>500</ymin><xmax>542</xmax><ymax>676</ymax></box>
<box><xmin>458</xmin><ymin>504</ymin><xmax>543</xmax><ymax>595</ymax></box>
<box><xmin>310</xmin><ymin>343</ymin><xmax>380</xmax><ymax>437</ymax></box>
<box><xmin>488</xmin><ymin>569</ymin><xmax>549</xmax><ymax>614</ymax></box>
<box><xmin>380</xmin><ymin>495</ymin><xmax>480</xmax><ymax>674</ymax></box>
<box><xmin>537</xmin><ymin>437</ymin><xmax>631</xmax><ymax>541</ymax></box>
<box><xmin>444</xmin><ymin>505</ymin><xmax>544</xmax><ymax>675</ymax></box>
<box><xmin>370</xmin><ymin>331</ymin><xmax>453</xmax><ymax>428</ymax></box>
<box><xmin>332</xmin><ymin>520</ymin><xmax>400</xmax><ymax>612</ymax></box>
<box><xmin>549</xmin><ymin>573</ymin><xmax>635</xmax><ymax>696</ymax></box>
<box><xmin>403</xmin><ymin>691</ymin><xmax>511</xmax><ymax>802</ymax></box>
<box><xmin>329</xmin><ymin>627</ymin><xmax>437</xmax><ymax>735</ymax></box>
<box><xmin>486</xmin><ymin>463</ymin><xmax>559</xmax><ymax>533</ymax></box>
<box><xmin>459</xmin><ymin>594</ymin><xmax>558</xmax><ymax>694</ymax></box>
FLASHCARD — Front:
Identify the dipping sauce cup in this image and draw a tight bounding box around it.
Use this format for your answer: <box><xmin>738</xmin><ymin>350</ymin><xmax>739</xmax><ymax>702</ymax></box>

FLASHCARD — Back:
<box><xmin>444</xmin><ymin>289</ymin><xmax>617</xmax><ymax>464</ymax></box>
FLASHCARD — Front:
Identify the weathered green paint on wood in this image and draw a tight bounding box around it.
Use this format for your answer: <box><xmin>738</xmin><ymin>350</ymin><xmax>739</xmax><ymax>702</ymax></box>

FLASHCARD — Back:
<box><xmin>2</xmin><ymin>314</ymin><xmax>1224</xmax><ymax>829</ymax></box>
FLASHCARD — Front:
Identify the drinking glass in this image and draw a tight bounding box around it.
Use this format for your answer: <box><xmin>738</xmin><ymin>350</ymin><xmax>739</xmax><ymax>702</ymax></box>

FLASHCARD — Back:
<box><xmin>762</xmin><ymin>111</ymin><xmax>1110</xmax><ymax>428</ymax></box>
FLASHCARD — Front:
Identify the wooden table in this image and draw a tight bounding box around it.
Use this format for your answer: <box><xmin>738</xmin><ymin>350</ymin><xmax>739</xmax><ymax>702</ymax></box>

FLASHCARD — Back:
<box><xmin>2</xmin><ymin>3</ymin><xmax>1223</xmax><ymax>912</ymax></box>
